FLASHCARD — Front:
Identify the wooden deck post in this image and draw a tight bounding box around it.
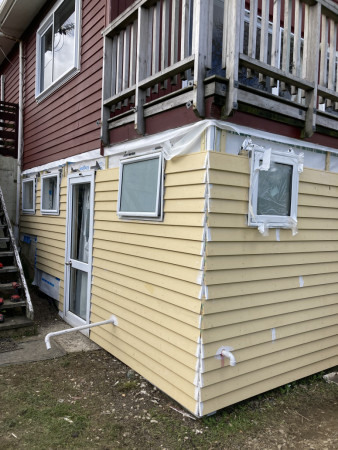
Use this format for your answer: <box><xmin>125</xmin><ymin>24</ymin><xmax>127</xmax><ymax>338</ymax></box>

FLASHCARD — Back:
<box><xmin>191</xmin><ymin>0</ymin><xmax>212</xmax><ymax>118</ymax></box>
<box><xmin>222</xmin><ymin>0</ymin><xmax>243</xmax><ymax>117</ymax></box>
<box><xmin>135</xmin><ymin>6</ymin><xmax>149</xmax><ymax>135</ymax></box>
<box><xmin>101</xmin><ymin>35</ymin><xmax>113</xmax><ymax>146</ymax></box>
<box><xmin>302</xmin><ymin>2</ymin><xmax>321</xmax><ymax>138</ymax></box>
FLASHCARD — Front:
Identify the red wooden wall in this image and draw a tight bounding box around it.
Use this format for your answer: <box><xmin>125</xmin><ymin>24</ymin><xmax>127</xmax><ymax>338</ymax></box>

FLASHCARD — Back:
<box><xmin>0</xmin><ymin>0</ymin><xmax>105</xmax><ymax>171</ymax></box>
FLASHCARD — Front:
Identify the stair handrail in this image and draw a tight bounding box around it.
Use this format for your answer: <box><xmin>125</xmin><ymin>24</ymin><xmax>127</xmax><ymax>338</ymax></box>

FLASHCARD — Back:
<box><xmin>0</xmin><ymin>185</ymin><xmax>34</xmax><ymax>320</ymax></box>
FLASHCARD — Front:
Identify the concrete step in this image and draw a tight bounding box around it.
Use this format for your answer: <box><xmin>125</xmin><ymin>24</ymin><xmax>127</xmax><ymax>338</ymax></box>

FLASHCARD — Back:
<box><xmin>0</xmin><ymin>298</ymin><xmax>26</xmax><ymax>310</ymax></box>
<box><xmin>0</xmin><ymin>251</ymin><xmax>14</xmax><ymax>257</ymax></box>
<box><xmin>0</xmin><ymin>315</ymin><xmax>35</xmax><ymax>337</ymax></box>
<box><xmin>0</xmin><ymin>266</ymin><xmax>18</xmax><ymax>273</ymax></box>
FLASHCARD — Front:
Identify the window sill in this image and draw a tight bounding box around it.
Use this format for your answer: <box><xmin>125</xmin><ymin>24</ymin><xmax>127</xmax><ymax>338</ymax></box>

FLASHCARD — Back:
<box><xmin>35</xmin><ymin>67</ymin><xmax>80</xmax><ymax>104</ymax></box>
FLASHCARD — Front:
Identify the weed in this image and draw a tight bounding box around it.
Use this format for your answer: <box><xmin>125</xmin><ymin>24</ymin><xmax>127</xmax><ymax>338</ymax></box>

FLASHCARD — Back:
<box><xmin>117</xmin><ymin>380</ymin><xmax>138</xmax><ymax>392</ymax></box>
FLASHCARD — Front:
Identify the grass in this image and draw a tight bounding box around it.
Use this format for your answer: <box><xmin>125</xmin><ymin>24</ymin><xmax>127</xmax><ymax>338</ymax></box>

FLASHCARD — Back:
<box><xmin>1</xmin><ymin>351</ymin><xmax>337</xmax><ymax>449</ymax></box>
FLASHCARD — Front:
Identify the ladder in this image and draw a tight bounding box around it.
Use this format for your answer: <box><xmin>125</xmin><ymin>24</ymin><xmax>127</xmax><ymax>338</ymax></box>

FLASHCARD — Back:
<box><xmin>0</xmin><ymin>186</ymin><xmax>34</xmax><ymax>335</ymax></box>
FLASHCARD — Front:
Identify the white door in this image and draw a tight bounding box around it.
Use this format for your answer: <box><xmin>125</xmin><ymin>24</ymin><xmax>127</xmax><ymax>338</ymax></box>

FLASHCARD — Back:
<box><xmin>64</xmin><ymin>172</ymin><xmax>95</xmax><ymax>331</ymax></box>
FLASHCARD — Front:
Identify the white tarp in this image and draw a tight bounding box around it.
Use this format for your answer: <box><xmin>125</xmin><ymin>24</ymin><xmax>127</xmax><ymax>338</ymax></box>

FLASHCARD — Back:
<box><xmin>21</xmin><ymin>119</ymin><xmax>338</xmax><ymax>174</ymax></box>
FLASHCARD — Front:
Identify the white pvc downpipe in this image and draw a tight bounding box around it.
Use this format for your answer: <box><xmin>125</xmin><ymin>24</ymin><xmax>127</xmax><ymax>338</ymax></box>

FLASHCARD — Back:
<box><xmin>45</xmin><ymin>315</ymin><xmax>118</xmax><ymax>350</ymax></box>
<box><xmin>221</xmin><ymin>349</ymin><xmax>236</xmax><ymax>367</ymax></box>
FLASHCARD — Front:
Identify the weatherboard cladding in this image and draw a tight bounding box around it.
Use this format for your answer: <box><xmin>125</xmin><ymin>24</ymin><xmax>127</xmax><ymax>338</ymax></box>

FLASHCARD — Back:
<box><xmin>19</xmin><ymin>143</ymin><xmax>338</xmax><ymax>416</ymax></box>
<box><xmin>90</xmin><ymin>152</ymin><xmax>206</xmax><ymax>412</ymax></box>
<box><xmin>200</xmin><ymin>151</ymin><xmax>338</xmax><ymax>416</ymax></box>
<box><xmin>20</xmin><ymin>176</ymin><xmax>67</xmax><ymax>312</ymax></box>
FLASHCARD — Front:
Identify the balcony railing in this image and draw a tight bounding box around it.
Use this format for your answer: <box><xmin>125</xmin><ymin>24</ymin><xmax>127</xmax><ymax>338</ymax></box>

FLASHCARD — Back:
<box><xmin>101</xmin><ymin>0</ymin><xmax>338</xmax><ymax>142</ymax></box>
<box><xmin>0</xmin><ymin>101</ymin><xmax>18</xmax><ymax>157</ymax></box>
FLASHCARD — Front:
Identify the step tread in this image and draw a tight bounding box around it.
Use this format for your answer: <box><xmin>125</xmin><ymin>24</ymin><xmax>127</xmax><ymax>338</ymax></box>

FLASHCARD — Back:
<box><xmin>0</xmin><ymin>299</ymin><xmax>26</xmax><ymax>310</ymax></box>
<box><xmin>0</xmin><ymin>266</ymin><xmax>18</xmax><ymax>273</ymax></box>
<box><xmin>0</xmin><ymin>251</ymin><xmax>14</xmax><ymax>257</ymax></box>
<box><xmin>0</xmin><ymin>282</ymin><xmax>20</xmax><ymax>289</ymax></box>
<box><xmin>0</xmin><ymin>315</ymin><xmax>34</xmax><ymax>332</ymax></box>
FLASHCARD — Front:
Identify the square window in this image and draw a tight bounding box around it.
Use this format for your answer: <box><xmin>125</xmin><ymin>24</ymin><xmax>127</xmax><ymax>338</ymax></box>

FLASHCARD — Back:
<box><xmin>22</xmin><ymin>178</ymin><xmax>36</xmax><ymax>214</ymax></box>
<box><xmin>117</xmin><ymin>152</ymin><xmax>164</xmax><ymax>220</ymax></box>
<box><xmin>41</xmin><ymin>173</ymin><xmax>60</xmax><ymax>215</ymax></box>
<box><xmin>36</xmin><ymin>0</ymin><xmax>81</xmax><ymax>100</ymax></box>
<box><xmin>248</xmin><ymin>148</ymin><xmax>303</xmax><ymax>231</ymax></box>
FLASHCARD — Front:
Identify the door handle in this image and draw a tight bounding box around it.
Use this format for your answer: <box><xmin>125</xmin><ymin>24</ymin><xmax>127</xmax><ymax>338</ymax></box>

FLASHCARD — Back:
<box><xmin>65</xmin><ymin>261</ymin><xmax>72</xmax><ymax>267</ymax></box>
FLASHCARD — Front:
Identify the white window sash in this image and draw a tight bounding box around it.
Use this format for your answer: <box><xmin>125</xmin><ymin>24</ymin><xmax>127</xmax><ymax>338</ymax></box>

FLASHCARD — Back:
<box><xmin>22</xmin><ymin>178</ymin><xmax>36</xmax><ymax>215</ymax></box>
<box><xmin>117</xmin><ymin>152</ymin><xmax>164</xmax><ymax>220</ymax></box>
<box><xmin>40</xmin><ymin>173</ymin><xmax>60</xmax><ymax>215</ymax></box>
<box><xmin>248</xmin><ymin>148</ymin><xmax>302</xmax><ymax>230</ymax></box>
<box><xmin>35</xmin><ymin>0</ymin><xmax>81</xmax><ymax>101</ymax></box>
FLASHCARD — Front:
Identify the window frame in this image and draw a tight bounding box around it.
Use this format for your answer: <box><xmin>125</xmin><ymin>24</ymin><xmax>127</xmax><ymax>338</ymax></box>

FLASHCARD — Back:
<box><xmin>248</xmin><ymin>148</ymin><xmax>301</xmax><ymax>229</ymax></box>
<box><xmin>22</xmin><ymin>177</ymin><xmax>36</xmax><ymax>215</ymax></box>
<box><xmin>40</xmin><ymin>172</ymin><xmax>61</xmax><ymax>215</ymax></box>
<box><xmin>117</xmin><ymin>152</ymin><xmax>164</xmax><ymax>221</ymax></box>
<box><xmin>35</xmin><ymin>0</ymin><xmax>82</xmax><ymax>102</ymax></box>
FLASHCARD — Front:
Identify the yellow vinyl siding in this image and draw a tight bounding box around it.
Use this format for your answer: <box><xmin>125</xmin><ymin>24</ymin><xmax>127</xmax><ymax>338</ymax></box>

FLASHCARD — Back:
<box><xmin>200</xmin><ymin>151</ymin><xmax>338</xmax><ymax>415</ymax></box>
<box><xmin>20</xmin><ymin>177</ymin><xmax>66</xmax><ymax>309</ymax></box>
<box><xmin>90</xmin><ymin>152</ymin><xmax>207</xmax><ymax>412</ymax></box>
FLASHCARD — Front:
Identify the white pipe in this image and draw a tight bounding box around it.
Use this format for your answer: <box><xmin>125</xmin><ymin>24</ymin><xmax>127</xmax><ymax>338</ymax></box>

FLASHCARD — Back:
<box><xmin>14</xmin><ymin>40</ymin><xmax>23</xmax><ymax>242</ymax></box>
<box><xmin>45</xmin><ymin>315</ymin><xmax>118</xmax><ymax>350</ymax></box>
<box><xmin>1</xmin><ymin>74</ymin><xmax>4</xmax><ymax>101</ymax></box>
<box><xmin>221</xmin><ymin>349</ymin><xmax>236</xmax><ymax>366</ymax></box>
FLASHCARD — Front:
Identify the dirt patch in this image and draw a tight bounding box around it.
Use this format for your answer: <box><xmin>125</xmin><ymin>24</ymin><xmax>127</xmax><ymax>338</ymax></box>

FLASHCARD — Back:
<box><xmin>1</xmin><ymin>290</ymin><xmax>337</xmax><ymax>449</ymax></box>
<box><xmin>0</xmin><ymin>337</ymin><xmax>20</xmax><ymax>353</ymax></box>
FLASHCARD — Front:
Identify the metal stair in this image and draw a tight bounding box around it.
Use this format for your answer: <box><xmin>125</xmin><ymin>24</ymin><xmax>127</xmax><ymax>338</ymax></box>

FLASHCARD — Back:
<box><xmin>0</xmin><ymin>186</ymin><xmax>34</xmax><ymax>336</ymax></box>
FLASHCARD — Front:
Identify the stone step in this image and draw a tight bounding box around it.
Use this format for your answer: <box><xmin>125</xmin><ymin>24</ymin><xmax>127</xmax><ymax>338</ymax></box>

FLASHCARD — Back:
<box><xmin>0</xmin><ymin>315</ymin><xmax>35</xmax><ymax>337</ymax></box>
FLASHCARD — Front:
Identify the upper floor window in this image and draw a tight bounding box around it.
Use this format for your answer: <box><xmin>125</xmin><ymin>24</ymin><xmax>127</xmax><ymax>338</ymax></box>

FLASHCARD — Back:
<box><xmin>36</xmin><ymin>0</ymin><xmax>81</xmax><ymax>101</ymax></box>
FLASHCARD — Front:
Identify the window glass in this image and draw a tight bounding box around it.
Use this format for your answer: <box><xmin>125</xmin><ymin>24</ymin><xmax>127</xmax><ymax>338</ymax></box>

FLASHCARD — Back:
<box><xmin>40</xmin><ymin>25</ymin><xmax>53</xmax><ymax>91</ymax></box>
<box><xmin>53</xmin><ymin>0</ymin><xmax>76</xmax><ymax>81</ymax></box>
<box><xmin>120</xmin><ymin>157</ymin><xmax>160</xmax><ymax>214</ymax></box>
<box><xmin>257</xmin><ymin>162</ymin><xmax>292</xmax><ymax>216</ymax></box>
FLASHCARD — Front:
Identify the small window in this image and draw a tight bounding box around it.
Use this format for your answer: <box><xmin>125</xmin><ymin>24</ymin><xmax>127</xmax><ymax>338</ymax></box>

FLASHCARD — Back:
<box><xmin>36</xmin><ymin>0</ymin><xmax>81</xmax><ymax>100</ymax></box>
<box><xmin>41</xmin><ymin>173</ymin><xmax>60</xmax><ymax>215</ymax></box>
<box><xmin>248</xmin><ymin>148</ymin><xmax>303</xmax><ymax>232</ymax></box>
<box><xmin>117</xmin><ymin>152</ymin><xmax>164</xmax><ymax>220</ymax></box>
<box><xmin>22</xmin><ymin>178</ymin><xmax>36</xmax><ymax>214</ymax></box>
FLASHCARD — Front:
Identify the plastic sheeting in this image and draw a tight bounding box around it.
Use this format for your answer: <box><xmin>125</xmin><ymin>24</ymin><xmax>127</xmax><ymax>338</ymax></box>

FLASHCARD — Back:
<box><xmin>33</xmin><ymin>268</ymin><xmax>60</xmax><ymax>301</ymax></box>
<box><xmin>22</xmin><ymin>148</ymin><xmax>102</xmax><ymax>175</ymax></box>
<box><xmin>22</xmin><ymin>120</ymin><xmax>338</xmax><ymax>174</ymax></box>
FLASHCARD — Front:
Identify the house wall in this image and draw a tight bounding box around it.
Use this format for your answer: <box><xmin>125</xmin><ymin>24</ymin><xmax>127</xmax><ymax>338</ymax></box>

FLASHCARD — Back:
<box><xmin>20</xmin><ymin>175</ymin><xmax>67</xmax><ymax>310</ymax></box>
<box><xmin>0</xmin><ymin>156</ymin><xmax>17</xmax><ymax>223</ymax></box>
<box><xmin>0</xmin><ymin>0</ymin><xmax>105</xmax><ymax>171</ymax></box>
<box><xmin>200</xmin><ymin>150</ymin><xmax>338</xmax><ymax>416</ymax></box>
<box><xmin>89</xmin><ymin>151</ymin><xmax>207</xmax><ymax>413</ymax></box>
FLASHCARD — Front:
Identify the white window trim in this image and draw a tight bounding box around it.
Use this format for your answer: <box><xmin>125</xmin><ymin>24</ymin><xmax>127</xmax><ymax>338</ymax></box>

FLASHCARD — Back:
<box><xmin>22</xmin><ymin>177</ymin><xmax>36</xmax><ymax>215</ymax></box>
<box><xmin>248</xmin><ymin>148</ymin><xmax>303</xmax><ymax>231</ymax></box>
<box><xmin>40</xmin><ymin>172</ymin><xmax>60</xmax><ymax>215</ymax></box>
<box><xmin>117</xmin><ymin>152</ymin><xmax>164</xmax><ymax>221</ymax></box>
<box><xmin>35</xmin><ymin>0</ymin><xmax>82</xmax><ymax>102</ymax></box>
